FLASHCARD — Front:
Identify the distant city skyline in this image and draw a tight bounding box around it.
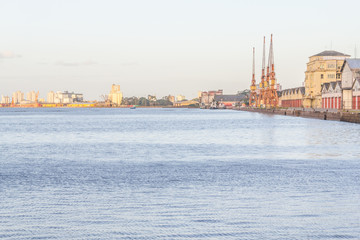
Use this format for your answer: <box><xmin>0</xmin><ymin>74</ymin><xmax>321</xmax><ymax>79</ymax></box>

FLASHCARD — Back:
<box><xmin>1</xmin><ymin>0</ymin><xmax>360</xmax><ymax>100</ymax></box>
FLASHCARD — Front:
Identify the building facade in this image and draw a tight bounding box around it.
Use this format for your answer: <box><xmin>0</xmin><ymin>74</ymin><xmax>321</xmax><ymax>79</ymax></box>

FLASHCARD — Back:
<box><xmin>321</xmin><ymin>81</ymin><xmax>342</xmax><ymax>109</ymax></box>
<box><xmin>12</xmin><ymin>91</ymin><xmax>24</xmax><ymax>104</ymax></box>
<box><xmin>214</xmin><ymin>94</ymin><xmax>246</xmax><ymax>109</ymax></box>
<box><xmin>47</xmin><ymin>91</ymin><xmax>83</xmax><ymax>104</ymax></box>
<box><xmin>47</xmin><ymin>91</ymin><xmax>55</xmax><ymax>103</ymax></box>
<box><xmin>279</xmin><ymin>87</ymin><xmax>305</xmax><ymax>108</ymax></box>
<box><xmin>303</xmin><ymin>50</ymin><xmax>349</xmax><ymax>108</ymax></box>
<box><xmin>199</xmin><ymin>89</ymin><xmax>223</xmax><ymax>108</ymax></box>
<box><xmin>341</xmin><ymin>59</ymin><xmax>360</xmax><ymax>110</ymax></box>
<box><xmin>108</xmin><ymin>84</ymin><xmax>123</xmax><ymax>106</ymax></box>
<box><xmin>27</xmin><ymin>91</ymin><xmax>37</xmax><ymax>102</ymax></box>
<box><xmin>1</xmin><ymin>95</ymin><xmax>10</xmax><ymax>104</ymax></box>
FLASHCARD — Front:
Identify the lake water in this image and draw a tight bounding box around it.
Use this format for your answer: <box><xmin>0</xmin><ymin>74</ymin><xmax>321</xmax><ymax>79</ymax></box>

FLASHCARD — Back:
<box><xmin>0</xmin><ymin>108</ymin><xmax>359</xmax><ymax>239</ymax></box>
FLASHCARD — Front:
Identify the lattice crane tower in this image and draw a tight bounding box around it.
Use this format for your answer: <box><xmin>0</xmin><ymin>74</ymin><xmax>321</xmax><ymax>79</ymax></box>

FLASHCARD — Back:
<box><xmin>266</xmin><ymin>34</ymin><xmax>279</xmax><ymax>108</ymax></box>
<box><xmin>257</xmin><ymin>37</ymin><xmax>266</xmax><ymax>107</ymax></box>
<box><xmin>249</xmin><ymin>47</ymin><xmax>257</xmax><ymax>107</ymax></box>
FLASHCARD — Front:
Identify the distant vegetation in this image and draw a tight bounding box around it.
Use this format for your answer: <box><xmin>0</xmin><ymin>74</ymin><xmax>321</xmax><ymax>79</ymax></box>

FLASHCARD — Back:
<box><xmin>122</xmin><ymin>96</ymin><xmax>173</xmax><ymax>106</ymax></box>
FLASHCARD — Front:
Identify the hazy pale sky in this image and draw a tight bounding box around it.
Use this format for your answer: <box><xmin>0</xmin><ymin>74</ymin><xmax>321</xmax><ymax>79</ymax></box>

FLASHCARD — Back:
<box><xmin>1</xmin><ymin>0</ymin><xmax>360</xmax><ymax>100</ymax></box>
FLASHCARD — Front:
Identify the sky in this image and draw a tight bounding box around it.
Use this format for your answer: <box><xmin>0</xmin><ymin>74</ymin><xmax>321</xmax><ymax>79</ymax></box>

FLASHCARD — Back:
<box><xmin>0</xmin><ymin>0</ymin><xmax>360</xmax><ymax>100</ymax></box>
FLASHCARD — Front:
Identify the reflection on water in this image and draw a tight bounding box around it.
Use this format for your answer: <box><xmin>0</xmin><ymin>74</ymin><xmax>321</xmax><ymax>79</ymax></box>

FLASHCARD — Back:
<box><xmin>0</xmin><ymin>108</ymin><xmax>359</xmax><ymax>239</ymax></box>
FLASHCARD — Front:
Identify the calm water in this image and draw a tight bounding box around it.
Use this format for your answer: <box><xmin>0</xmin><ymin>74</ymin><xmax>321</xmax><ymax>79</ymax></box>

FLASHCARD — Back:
<box><xmin>0</xmin><ymin>108</ymin><xmax>359</xmax><ymax>239</ymax></box>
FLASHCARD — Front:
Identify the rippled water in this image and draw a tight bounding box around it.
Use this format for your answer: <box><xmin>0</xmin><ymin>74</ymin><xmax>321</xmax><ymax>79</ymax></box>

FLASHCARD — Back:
<box><xmin>0</xmin><ymin>108</ymin><xmax>359</xmax><ymax>239</ymax></box>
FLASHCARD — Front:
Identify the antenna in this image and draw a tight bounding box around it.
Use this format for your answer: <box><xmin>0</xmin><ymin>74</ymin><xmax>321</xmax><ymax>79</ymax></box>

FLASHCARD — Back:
<box><xmin>355</xmin><ymin>44</ymin><xmax>357</xmax><ymax>59</ymax></box>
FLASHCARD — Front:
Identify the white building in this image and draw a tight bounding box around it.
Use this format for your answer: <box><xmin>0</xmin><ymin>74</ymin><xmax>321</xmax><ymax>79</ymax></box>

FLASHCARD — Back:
<box><xmin>47</xmin><ymin>91</ymin><xmax>55</xmax><ymax>103</ymax></box>
<box><xmin>47</xmin><ymin>91</ymin><xmax>83</xmax><ymax>104</ymax></box>
<box><xmin>341</xmin><ymin>59</ymin><xmax>360</xmax><ymax>110</ymax></box>
<box><xmin>321</xmin><ymin>81</ymin><xmax>342</xmax><ymax>109</ymax></box>
<box><xmin>27</xmin><ymin>91</ymin><xmax>37</xmax><ymax>102</ymax></box>
<box><xmin>1</xmin><ymin>95</ymin><xmax>10</xmax><ymax>104</ymax></box>
<box><xmin>12</xmin><ymin>91</ymin><xmax>24</xmax><ymax>104</ymax></box>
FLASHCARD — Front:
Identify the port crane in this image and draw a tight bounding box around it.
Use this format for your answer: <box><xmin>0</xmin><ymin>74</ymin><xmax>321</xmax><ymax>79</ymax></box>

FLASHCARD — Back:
<box><xmin>252</xmin><ymin>34</ymin><xmax>279</xmax><ymax>108</ymax></box>
<box><xmin>249</xmin><ymin>47</ymin><xmax>257</xmax><ymax>107</ymax></box>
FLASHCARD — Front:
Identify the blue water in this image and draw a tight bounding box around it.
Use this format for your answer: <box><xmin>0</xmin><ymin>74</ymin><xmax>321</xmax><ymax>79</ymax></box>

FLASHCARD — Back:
<box><xmin>0</xmin><ymin>108</ymin><xmax>359</xmax><ymax>239</ymax></box>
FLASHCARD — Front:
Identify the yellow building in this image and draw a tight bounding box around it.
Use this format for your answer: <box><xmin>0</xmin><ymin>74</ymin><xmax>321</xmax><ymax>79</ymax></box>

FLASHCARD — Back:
<box><xmin>303</xmin><ymin>50</ymin><xmax>349</xmax><ymax>108</ymax></box>
<box><xmin>174</xmin><ymin>100</ymin><xmax>198</xmax><ymax>107</ymax></box>
<box><xmin>108</xmin><ymin>84</ymin><xmax>123</xmax><ymax>106</ymax></box>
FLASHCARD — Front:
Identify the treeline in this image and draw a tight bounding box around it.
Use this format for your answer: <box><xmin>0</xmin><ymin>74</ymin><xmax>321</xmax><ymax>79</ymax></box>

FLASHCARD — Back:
<box><xmin>122</xmin><ymin>96</ymin><xmax>174</xmax><ymax>106</ymax></box>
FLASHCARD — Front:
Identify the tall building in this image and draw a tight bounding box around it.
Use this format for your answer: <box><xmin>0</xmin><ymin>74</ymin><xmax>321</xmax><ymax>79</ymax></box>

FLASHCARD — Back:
<box><xmin>303</xmin><ymin>50</ymin><xmax>350</xmax><ymax>108</ymax></box>
<box><xmin>27</xmin><ymin>91</ymin><xmax>37</xmax><ymax>102</ymax></box>
<box><xmin>47</xmin><ymin>91</ymin><xmax>55</xmax><ymax>103</ymax></box>
<box><xmin>12</xmin><ymin>91</ymin><xmax>24</xmax><ymax>104</ymax></box>
<box><xmin>108</xmin><ymin>84</ymin><xmax>123</xmax><ymax>106</ymax></box>
<box><xmin>1</xmin><ymin>95</ymin><xmax>10</xmax><ymax>104</ymax></box>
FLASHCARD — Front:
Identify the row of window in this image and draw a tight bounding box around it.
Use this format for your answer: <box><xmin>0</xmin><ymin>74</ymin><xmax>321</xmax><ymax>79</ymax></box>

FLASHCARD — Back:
<box><xmin>306</xmin><ymin>73</ymin><xmax>341</xmax><ymax>80</ymax></box>
<box><xmin>320</xmin><ymin>73</ymin><xmax>341</xmax><ymax>79</ymax></box>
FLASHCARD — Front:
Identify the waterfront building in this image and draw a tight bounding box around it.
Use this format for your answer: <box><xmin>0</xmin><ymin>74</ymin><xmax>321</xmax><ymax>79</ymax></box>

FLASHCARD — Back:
<box><xmin>108</xmin><ymin>84</ymin><xmax>123</xmax><ymax>106</ymax></box>
<box><xmin>47</xmin><ymin>91</ymin><xmax>55</xmax><ymax>103</ymax></box>
<box><xmin>1</xmin><ymin>95</ymin><xmax>10</xmax><ymax>104</ymax></box>
<box><xmin>279</xmin><ymin>87</ymin><xmax>305</xmax><ymax>108</ymax></box>
<box><xmin>341</xmin><ymin>59</ymin><xmax>360</xmax><ymax>110</ymax></box>
<box><xmin>173</xmin><ymin>100</ymin><xmax>198</xmax><ymax>107</ymax></box>
<box><xmin>27</xmin><ymin>91</ymin><xmax>37</xmax><ymax>102</ymax></box>
<box><xmin>199</xmin><ymin>89</ymin><xmax>223</xmax><ymax>108</ymax></box>
<box><xmin>321</xmin><ymin>81</ymin><xmax>342</xmax><ymax>109</ymax></box>
<box><xmin>47</xmin><ymin>91</ymin><xmax>83</xmax><ymax>104</ymax></box>
<box><xmin>12</xmin><ymin>91</ymin><xmax>24</xmax><ymax>104</ymax></box>
<box><xmin>214</xmin><ymin>94</ymin><xmax>247</xmax><ymax>109</ymax></box>
<box><xmin>303</xmin><ymin>50</ymin><xmax>350</xmax><ymax>108</ymax></box>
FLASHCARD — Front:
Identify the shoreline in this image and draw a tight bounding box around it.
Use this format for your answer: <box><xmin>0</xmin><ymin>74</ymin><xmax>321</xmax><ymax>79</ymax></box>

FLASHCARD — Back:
<box><xmin>237</xmin><ymin>107</ymin><xmax>360</xmax><ymax>124</ymax></box>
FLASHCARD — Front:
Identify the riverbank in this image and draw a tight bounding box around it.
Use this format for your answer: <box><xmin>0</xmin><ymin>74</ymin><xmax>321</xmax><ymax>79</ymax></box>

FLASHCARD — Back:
<box><xmin>237</xmin><ymin>107</ymin><xmax>360</xmax><ymax>124</ymax></box>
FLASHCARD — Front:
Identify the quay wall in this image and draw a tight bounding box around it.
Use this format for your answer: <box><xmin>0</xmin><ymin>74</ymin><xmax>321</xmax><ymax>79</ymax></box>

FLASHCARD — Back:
<box><xmin>238</xmin><ymin>108</ymin><xmax>360</xmax><ymax>124</ymax></box>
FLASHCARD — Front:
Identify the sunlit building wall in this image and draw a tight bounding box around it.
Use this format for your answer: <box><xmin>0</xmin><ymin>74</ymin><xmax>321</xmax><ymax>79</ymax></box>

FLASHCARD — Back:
<box><xmin>12</xmin><ymin>91</ymin><xmax>24</xmax><ymax>104</ymax></box>
<box><xmin>303</xmin><ymin>50</ymin><xmax>349</xmax><ymax>108</ymax></box>
<box><xmin>108</xmin><ymin>84</ymin><xmax>123</xmax><ymax>106</ymax></box>
<box><xmin>1</xmin><ymin>95</ymin><xmax>10</xmax><ymax>104</ymax></box>
<box><xmin>27</xmin><ymin>91</ymin><xmax>37</xmax><ymax>102</ymax></box>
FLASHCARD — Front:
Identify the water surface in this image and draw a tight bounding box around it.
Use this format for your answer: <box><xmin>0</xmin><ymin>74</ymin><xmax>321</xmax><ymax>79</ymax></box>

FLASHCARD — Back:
<box><xmin>0</xmin><ymin>108</ymin><xmax>359</xmax><ymax>239</ymax></box>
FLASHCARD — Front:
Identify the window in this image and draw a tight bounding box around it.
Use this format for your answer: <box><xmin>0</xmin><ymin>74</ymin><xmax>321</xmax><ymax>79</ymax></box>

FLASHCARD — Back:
<box><xmin>321</xmin><ymin>74</ymin><xmax>324</xmax><ymax>79</ymax></box>
<box><xmin>336</xmin><ymin>73</ymin><xmax>341</xmax><ymax>79</ymax></box>
<box><xmin>327</xmin><ymin>63</ymin><xmax>335</xmax><ymax>69</ymax></box>
<box><xmin>328</xmin><ymin>74</ymin><xmax>335</xmax><ymax>79</ymax></box>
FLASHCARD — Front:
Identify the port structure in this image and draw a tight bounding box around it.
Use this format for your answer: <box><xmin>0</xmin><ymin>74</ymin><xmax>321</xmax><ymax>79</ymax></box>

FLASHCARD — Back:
<box><xmin>255</xmin><ymin>34</ymin><xmax>279</xmax><ymax>108</ymax></box>
<box><xmin>257</xmin><ymin>37</ymin><xmax>267</xmax><ymax>108</ymax></box>
<box><xmin>266</xmin><ymin>34</ymin><xmax>279</xmax><ymax>108</ymax></box>
<box><xmin>249</xmin><ymin>47</ymin><xmax>257</xmax><ymax>107</ymax></box>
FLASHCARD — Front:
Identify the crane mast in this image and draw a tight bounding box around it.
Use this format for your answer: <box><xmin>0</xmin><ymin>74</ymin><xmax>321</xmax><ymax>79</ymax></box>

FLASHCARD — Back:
<box><xmin>251</xmin><ymin>34</ymin><xmax>279</xmax><ymax>108</ymax></box>
<box><xmin>249</xmin><ymin>47</ymin><xmax>257</xmax><ymax>107</ymax></box>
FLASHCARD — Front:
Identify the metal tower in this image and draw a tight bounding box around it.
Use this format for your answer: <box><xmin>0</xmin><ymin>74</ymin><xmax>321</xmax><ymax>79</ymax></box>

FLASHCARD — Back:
<box><xmin>257</xmin><ymin>37</ymin><xmax>266</xmax><ymax>107</ymax></box>
<box><xmin>249</xmin><ymin>47</ymin><xmax>257</xmax><ymax>107</ymax></box>
<box><xmin>266</xmin><ymin>34</ymin><xmax>279</xmax><ymax>108</ymax></box>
